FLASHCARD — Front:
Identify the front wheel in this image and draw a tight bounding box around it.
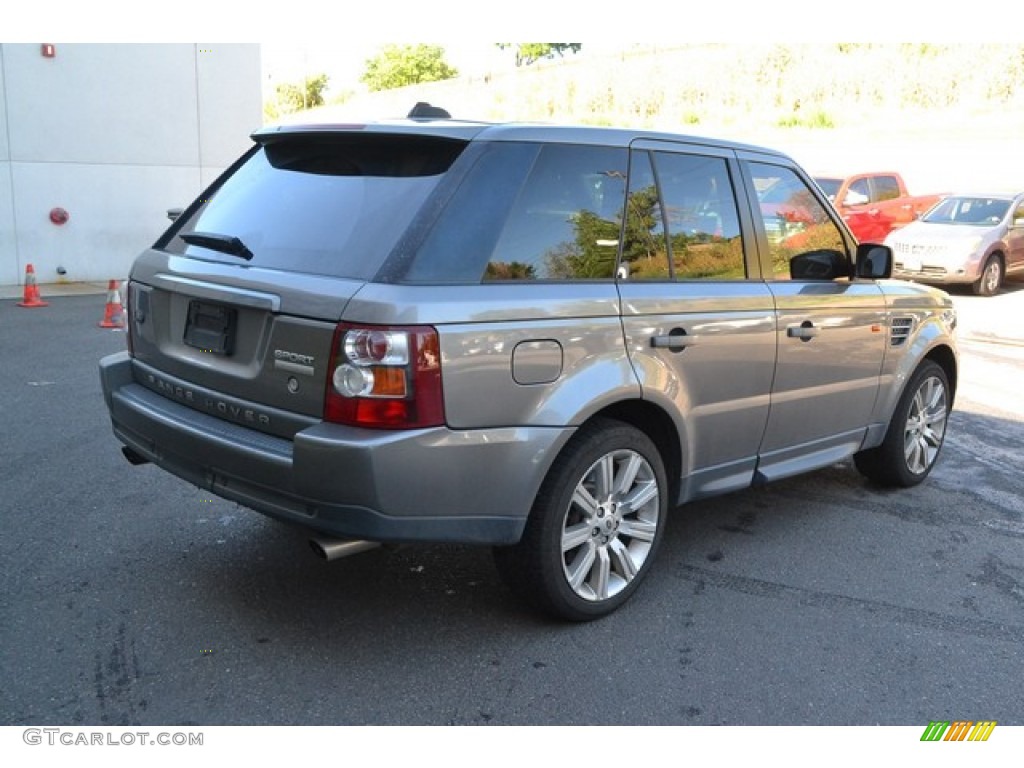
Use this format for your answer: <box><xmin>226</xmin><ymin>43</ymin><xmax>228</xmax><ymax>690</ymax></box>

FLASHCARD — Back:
<box><xmin>973</xmin><ymin>255</ymin><xmax>1002</xmax><ymax>296</ymax></box>
<box><xmin>494</xmin><ymin>418</ymin><xmax>667</xmax><ymax>621</ymax></box>
<box><xmin>854</xmin><ymin>360</ymin><xmax>950</xmax><ymax>487</ymax></box>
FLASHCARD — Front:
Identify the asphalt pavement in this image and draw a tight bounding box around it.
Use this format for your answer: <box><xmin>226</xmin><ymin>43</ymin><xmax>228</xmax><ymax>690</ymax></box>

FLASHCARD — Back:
<box><xmin>1</xmin><ymin>284</ymin><xmax>1022</xmax><ymax>730</ymax></box>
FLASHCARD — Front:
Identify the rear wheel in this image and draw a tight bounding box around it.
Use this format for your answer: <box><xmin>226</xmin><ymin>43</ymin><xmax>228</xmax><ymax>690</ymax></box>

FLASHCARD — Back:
<box><xmin>494</xmin><ymin>418</ymin><xmax>667</xmax><ymax>621</ymax></box>
<box><xmin>973</xmin><ymin>255</ymin><xmax>1002</xmax><ymax>296</ymax></box>
<box><xmin>854</xmin><ymin>360</ymin><xmax>950</xmax><ymax>487</ymax></box>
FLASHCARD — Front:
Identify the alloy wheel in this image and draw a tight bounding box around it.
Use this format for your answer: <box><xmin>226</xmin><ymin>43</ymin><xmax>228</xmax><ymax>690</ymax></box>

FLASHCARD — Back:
<box><xmin>903</xmin><ymin>374</ymin><xmax>948</xmax><ymax>475</ymax></box>
<box><xmin>560</xmin><ymin>448</ymin><xmax>660</xmax><ymax>602</ymax></box>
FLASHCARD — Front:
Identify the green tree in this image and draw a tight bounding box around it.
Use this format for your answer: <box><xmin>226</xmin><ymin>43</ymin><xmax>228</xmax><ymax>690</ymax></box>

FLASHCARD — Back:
<box><xmin>621</xmin><ymin>185</ymin><xmax>663</xmax><ymax>264</ymax></box>
<box><xmin>360</xmin><ymin>45</ymin><xmax>458</xmax><ymax>92</ymax></box>
<box><xmin>543</xmin><ymin>210</ymin><xmax>621</xmax><ymax>279</ymax></box>
<box><xmin>485</xmin><ymin>261</ymin><xmax>537</xmax><ymax>280</ymax></box>
<box><xmin>265</xmin><ymin>73</ymin><xmax>329</xmax><ymax>121</ymax></box>
<box><xmin>497</xmin><ymin>44</ymin><xmax>582</xmax><ymax>67</ymax></box>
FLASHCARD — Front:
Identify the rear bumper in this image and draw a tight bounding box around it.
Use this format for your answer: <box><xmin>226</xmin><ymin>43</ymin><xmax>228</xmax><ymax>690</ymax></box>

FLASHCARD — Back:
<box><xmin>99</xmin><ymin>351</ymin><xmax>569</xmax><ymax>544</ymax></box>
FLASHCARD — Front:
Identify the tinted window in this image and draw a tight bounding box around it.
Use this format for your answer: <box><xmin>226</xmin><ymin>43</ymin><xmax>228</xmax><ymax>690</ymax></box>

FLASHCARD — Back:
<box><xmin>163</xmin><ymin>134</ymin><xmax>465</xmax><ymax>280</ymax></box>
<box><xmin>619</xmin><ymin>151</ymin><xmax>669</xmax><ymax>279</ymax></box>
<box><xmin>485</xmin><ymin>144</ymin><xmax>627</xmax><ymax>280</ymax></box>
<box><xmin>814</xmin><ymin>177</ymin><xmax>841</xmax><ymax>200</ymax></box>
<box><xmin>749</xmin><ymin>162</ymin><xmax>847</xmax><ymax>279</ymax></box>
<box><xmin>402</xmin><ymin>143</ymin><xmax>628</xmax><ymax>282</ymax></box>
<box><xmin>654</xmin><ymin>152</ymin><xmax>744</xmax><ymax>280</ymax></box>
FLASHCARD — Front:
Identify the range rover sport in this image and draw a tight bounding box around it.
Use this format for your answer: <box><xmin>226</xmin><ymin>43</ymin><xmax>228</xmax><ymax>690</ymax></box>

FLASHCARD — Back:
<box><xmin>99</xmin><ymin>106</ymin><xmax>958</xmax><ymax>620</ymax></box>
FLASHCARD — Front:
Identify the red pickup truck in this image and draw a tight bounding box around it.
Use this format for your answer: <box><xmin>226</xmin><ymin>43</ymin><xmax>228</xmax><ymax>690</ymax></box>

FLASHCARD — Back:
<box><xmin>813</xmin><ymin>172</ymin><xmax>945</xmax><ymax>243</ymax></box>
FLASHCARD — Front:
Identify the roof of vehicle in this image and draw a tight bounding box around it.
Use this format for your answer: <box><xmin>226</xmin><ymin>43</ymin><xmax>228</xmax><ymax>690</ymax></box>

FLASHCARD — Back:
<box><xmin>253</xmin><ymin>107</ymin><xmax>789</xmax><ymax>158</ymax></box>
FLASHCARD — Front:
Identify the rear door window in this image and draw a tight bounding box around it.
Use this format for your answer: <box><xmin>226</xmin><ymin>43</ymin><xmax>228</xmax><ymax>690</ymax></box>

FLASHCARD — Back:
<box><xmin>653</xmin><ymin>151</ymin><xmax>745</xmax><ymax>280</ymax></box>
<box><xmin>161</xmin><ymin>134</ymin><xmax>466</xmax><ymax>280</ymax></box>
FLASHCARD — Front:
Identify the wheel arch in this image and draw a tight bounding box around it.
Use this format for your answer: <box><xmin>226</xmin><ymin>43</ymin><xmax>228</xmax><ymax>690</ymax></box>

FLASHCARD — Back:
<box><xmin>584</xmin><ymin>399</ymin><xmax>683</xmax><ymax>506</ymax></box>
<box><xmin>925</xmin><ymin>343</ymin><xmax>958</xmax><ymax>406</ymax></box>
<box><xmin>974</xmin><ymin>250</ymin><xmax>1005</xmax><ymax>295</ymax></box>
<box><xmin>982</xmin><ymin>249</ymin><xmax>1006</xmax><ymax>278</ymax></box>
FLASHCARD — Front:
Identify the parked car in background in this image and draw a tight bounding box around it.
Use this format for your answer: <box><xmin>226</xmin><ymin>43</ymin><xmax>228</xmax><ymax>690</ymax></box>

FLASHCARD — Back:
<box><xmin>813</xmin><ymin>172</ymin><xmax>945</xmax><ymax>243</ymax></box>
<box><xmin>99</xmin><ymin>107</ymin><xmax>959</xmax><ymax>621</ymax></box>
<box><xmin>885</xmin><ymin>192</ymin><xmax>1024</xmax><ymax>296</ymax></box>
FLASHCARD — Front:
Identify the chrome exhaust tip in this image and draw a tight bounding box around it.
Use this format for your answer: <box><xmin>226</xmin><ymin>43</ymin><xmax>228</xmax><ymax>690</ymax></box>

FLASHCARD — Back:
<box><xmin>309</xmin><ymin>536</ymin><xmax>380</xmax><ymax>561</ymax></box>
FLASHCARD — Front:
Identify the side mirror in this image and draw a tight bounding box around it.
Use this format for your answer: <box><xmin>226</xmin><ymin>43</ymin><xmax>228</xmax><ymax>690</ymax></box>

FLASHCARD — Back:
<box><xmin>855</xmin><ymin>243</ymin><xmax>893</xmax><ymax>279</ymax></box>
<box><xmin>790</xmin><ymin>249</ymin><xmax>848</xmax><ymax>280</ymax></box>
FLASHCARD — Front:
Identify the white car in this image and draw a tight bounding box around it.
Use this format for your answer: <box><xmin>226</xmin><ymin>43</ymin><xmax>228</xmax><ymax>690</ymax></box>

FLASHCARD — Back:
<box><xmin>886</xmin><ymin>192</ymin><xmax>1024</xmax><ymax>296</ymax></box>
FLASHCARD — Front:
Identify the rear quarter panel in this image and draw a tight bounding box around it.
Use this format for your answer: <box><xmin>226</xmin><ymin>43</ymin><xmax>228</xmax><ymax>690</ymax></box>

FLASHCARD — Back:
<box><xmin>342</xmin><ymin>282</ymin><xmax>639</xmax><ymax>430</ymax></box>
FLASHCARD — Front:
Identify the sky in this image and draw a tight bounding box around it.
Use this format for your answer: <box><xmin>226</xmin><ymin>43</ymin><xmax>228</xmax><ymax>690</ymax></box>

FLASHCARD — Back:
<box><xmin>6</xmin><ymin>1</ymin><xmax>1014</xmax><ymax>45</ymax></box>
<box><xmin>6</xmin><ymin>0</ymin><xmax>1017</xmax><ymax>104</ymax></box>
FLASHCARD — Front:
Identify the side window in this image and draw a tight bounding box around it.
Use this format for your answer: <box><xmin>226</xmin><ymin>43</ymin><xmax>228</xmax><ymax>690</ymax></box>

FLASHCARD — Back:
<box><xmin>749</xmin><ymin>162</ymin><xmax>848</xmax><ymax>279</ymax></box>
<box><xmin>875</xmin><ymin>175</ymin><xmax>901</xmax><ymax>202</ymax></box>
<box><xmin>846</xmin><ymin>178</ymin><xmax>870</xmax><ymax>205</ymax></box>
<box><xmin>485</xmin><ymin>144</ymin><xmax>627</xmax><ymax>280</ymax></box>
<box><xmin>619</xmin><ymin>150</ymin><xmax>669</xmax><ymax>279</ymax></box>
<box><xmin>654</xmin><ymin>151</ymin><xmax>745</xmax><ymax>280</ymax></box>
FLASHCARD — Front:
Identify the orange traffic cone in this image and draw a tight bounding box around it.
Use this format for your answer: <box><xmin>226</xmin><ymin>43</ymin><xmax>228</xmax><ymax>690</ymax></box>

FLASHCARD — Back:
<box><xmin>16</xmin><ymin>264</ymin><xmax>49</xmax><ymax>308</ymax></box>
<box><xmin>99</xmin><ymin>280</ymin><xmax>125</xmax><ymax>328</ymax></box>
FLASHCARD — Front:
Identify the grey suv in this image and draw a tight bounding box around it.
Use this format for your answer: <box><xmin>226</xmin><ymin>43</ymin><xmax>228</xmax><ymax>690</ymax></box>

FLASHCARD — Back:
<box><xmin>100</xmin><ymin>106</ymin><xmax>958</xmax><ymax>620</ymax></box>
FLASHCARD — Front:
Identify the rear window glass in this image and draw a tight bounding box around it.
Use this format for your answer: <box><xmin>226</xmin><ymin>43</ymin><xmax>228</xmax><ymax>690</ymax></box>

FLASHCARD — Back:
<box><xmin>162</xmin><ymin>134</ymin><xmax>466</xmax><ymax>280</ymax></box>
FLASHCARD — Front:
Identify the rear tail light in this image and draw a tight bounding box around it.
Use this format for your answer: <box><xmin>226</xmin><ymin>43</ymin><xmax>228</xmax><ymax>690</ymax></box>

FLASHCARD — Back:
<box><xmin>324</xmin><ymin>324</ymin><xmax>444</xmax><ymax>429</ymax></box>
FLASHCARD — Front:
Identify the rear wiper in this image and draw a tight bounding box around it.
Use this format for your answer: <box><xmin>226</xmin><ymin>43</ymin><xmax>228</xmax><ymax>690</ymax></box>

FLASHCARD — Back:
<box><xmin>180</xmin><ymin>231</ymin><xmax>254</xmax><ymax>261</ymax></box>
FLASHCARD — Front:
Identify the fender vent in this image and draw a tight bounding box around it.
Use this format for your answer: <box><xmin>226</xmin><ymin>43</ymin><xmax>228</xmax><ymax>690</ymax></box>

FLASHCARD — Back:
<box><xmin>890</xmin><ymin>316</ymin><xmax>915</xmax><ymax>346</ymax></box>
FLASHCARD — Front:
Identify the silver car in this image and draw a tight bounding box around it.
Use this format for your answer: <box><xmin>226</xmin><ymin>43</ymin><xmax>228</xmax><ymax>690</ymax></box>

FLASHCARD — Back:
<box><xmin>886</xmin><ymin>192</ymin><xmax>1024</xmax><ymax>296</ymax></box>
<box><xmin>99</xmin><ymin>107</ymin><xmax>959</xmax><ymax>620</ymax></box>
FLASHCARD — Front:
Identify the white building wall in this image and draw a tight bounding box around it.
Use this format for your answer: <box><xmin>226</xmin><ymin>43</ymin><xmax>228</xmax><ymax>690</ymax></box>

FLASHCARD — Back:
<box><xmin>0</xmin><ymin>43</ymin><xmax>261</xmax><ymax>286</ymax></box>
<box><xmin>0</xmin><ymin>51</ymin><xmax>18</xmax><ymax>287</ymax></box>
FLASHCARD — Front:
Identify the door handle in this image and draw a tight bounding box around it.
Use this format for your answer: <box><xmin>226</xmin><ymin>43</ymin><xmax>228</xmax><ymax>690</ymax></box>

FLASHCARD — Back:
<box><xmin>787</xmin><ymin>322</ymin><xmax>818</xmax><ymax>341</ymax></box>
<box><xmin>650</xmin><ymin>328</ymin><xmax>695</xmax><ymax>351</ymax></box>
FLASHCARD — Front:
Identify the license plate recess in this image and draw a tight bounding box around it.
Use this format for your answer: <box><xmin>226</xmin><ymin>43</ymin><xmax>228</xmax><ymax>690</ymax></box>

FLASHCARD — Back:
<box><xmin>184</xmin><ymin>300</ymin><xmax>237</xmax><ymax>355</ymax></box>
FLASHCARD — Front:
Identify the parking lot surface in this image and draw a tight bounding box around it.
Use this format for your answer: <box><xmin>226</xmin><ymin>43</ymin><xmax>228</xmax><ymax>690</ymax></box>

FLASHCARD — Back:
<box><xmin>2</xmin><ymin>284</ymin><xmax>1022</xmax><ymax>726</ymax></box>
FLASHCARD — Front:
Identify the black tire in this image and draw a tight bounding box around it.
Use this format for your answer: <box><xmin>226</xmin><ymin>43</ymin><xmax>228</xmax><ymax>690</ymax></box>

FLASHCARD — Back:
<box><xmin>972</xmin><ymin>255</ymin><xmax>1002</xmax><ymax>296</ymax></box>
<box><xmin>854</xmin><ymin>360</ymin><xmax>950</xmax><ymax>487</ymax></box>
<box><xmin>493</xmin><ymin>418</ymin><xmax>668</xmax><ymax>622</ymax></box>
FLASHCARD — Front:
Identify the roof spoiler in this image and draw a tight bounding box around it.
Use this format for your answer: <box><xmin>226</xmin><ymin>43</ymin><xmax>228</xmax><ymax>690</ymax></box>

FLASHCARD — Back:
<box><xmin>407</xmin><ymin>102</ymin><xmax>451</xmax><ymax>119</ymax></box>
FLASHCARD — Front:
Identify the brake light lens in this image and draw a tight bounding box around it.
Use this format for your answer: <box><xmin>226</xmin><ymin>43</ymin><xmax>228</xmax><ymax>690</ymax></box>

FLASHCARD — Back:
<box><xmin>324</xmin><ymin>324</ymin><xmax>444</xmax><ymax>429</ymax></box>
